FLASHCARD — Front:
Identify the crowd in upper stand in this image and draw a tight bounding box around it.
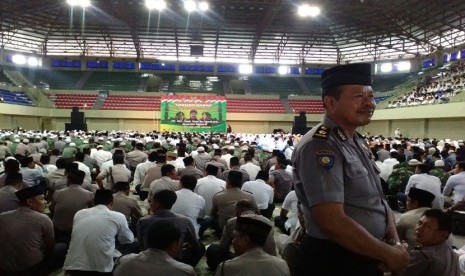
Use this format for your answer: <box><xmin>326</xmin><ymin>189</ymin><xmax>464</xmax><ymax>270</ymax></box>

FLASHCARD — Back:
<box><xmin>0</xmin><ymin>128</ymin><xmax>465</xmax><ymax>275</ymax></box>
<box><xmin>388</xmin><ymin>61</ymin><xmax>465</xmax><ymax>108</ymax></box>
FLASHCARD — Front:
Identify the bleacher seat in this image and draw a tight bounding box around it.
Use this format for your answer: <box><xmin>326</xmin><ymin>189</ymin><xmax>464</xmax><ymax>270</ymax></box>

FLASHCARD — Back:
<box><xmin>82</xmin><ymin>72</ymin><xmax>141</xmax><ymax>91</ymax></box>
<box><xmin>226</xmin><ymin>98</ymin><xmax>285</xmax><ymax>113</ymax></box>
<box><xmin>288</xmin><ymin>99</ymin><xmax>324</xmax><ymax>114</ymax></box>
<box><xmin>0</xmin><ymin>89</ymin><xmax>33</xmax><ymax>106</ymax></box>
<box><xmin>101</xmin><ymin>95</ymin><xmax>161</xmax><ymax>111</ymax></box>
<box><xmin>50</xmin><ymin>94</ymin><xmax>98</xmax><ymax>109</ymax></box>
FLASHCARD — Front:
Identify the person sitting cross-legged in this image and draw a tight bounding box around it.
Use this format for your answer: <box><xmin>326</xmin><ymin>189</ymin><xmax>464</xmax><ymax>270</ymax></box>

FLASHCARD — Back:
<box><xmin>113</xmin><ymin>220</ymin><xmax>195</xmax><ymax>276</ymax></box>
<box><xmin>397</xmin><ymin>209</ymin><xmax>459</xmax><ymax>276</ymax></box>
<box><xmin>214</xmin><ymin>216</ymin><xmax>289</xmax><ymax>276</ymax></box>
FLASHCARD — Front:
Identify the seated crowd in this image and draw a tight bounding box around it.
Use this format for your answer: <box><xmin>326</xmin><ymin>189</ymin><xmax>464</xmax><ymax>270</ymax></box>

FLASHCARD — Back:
<box><xmin>0</xmin><ymin>128</ymin><xmax>464</xmax><ymax>275</ymax></box>
<box><xmin>388</xmin><ymin>61</ymin><xmax>465</xmax><ymax>108</ymax></box>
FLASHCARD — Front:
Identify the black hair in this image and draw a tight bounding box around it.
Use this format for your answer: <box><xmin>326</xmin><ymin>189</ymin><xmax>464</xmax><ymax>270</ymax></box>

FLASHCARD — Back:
<box><xmin>75</xmin><ymin>152</ymin><xmax>85</xmax><ymax>162</ymax></box>
<box><xmin>256</xmin><ymin>171</ymin><xmax>269</xmax><ymax>182</ymax></box>
<box><xmin>94</xmin><ymin>189</ymin><xmax>113</xmax><ymax>205</ymax></box>
<box><xmin>5</xmin><ymin>172</ymin><xmax>22</xmax><ymax>186</ymax></box>
<box><xmin>146</xmin><ymin>220</ymin><xmax>181</xmax><ymax>250</ymax></box>
<box><xmin>112</xmin><ymin>154</ymin><xmax>125</xmax><ymax>165</ymax></box>
<box><xmin>68</xmin><ymin>169</ymin><xmax>85</xmax><ymax>185</ymax></box>
<box><xmin>230</xmin><ymin>157</ymin><xmax>239</xmax><ymax>167</ymax></box>
<box><xmin>228</xmin><ymin>170</ymin><xmax>243</xmax><ymax>188</ymax></box>
<box><xmin>180</xmin><ymin>175</ymin><xmax>197</xmax><ymax>191</ymax></box>
<box><xmin>183</xmin><ymin>156</ymin><xmax>194</xmax><ymax>166</ymax></box>
<box><xmin>417</xmin><ymin>164</ymin><xmax>431</xmax><ymax>174</ymax></box>
<box><xmin>422</xmin><ymin>209</ymin><xmax>452</xmax><ymax>234</ymax></box>
<box><xmin>113</xmin><ymin>181</ymin><xmax>130</xmax><ymax>191</ymax></box>
<box><xmin>161</xmin><ymin>164</ymin><xmax>175</xmax><ymax>177</ymax></box>
<box><xmin>205</xmin><ymin>164</ymin><xmax>219</xmax><ymax>175</ymax></box>
<box><xmin>152</xmin><ymin>189</ymin><xmax>177</xmax><ymax>209</ymax></box>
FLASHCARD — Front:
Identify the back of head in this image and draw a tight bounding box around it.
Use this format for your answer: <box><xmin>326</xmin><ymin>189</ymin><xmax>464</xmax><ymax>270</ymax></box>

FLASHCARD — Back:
<box><xmin>183</xmin><ymin>156</ymin><xmax>194</xmax><ymax>166</ymax></box>
<box><xmin>148</xmin><ymin>151</ymin><xmax>158</xmax><ymax>162</ymax></box>
<box><xmin>161</xmin><ymin>164</ymin><xmax>175</xmax><ymax>177</ymax></box>
<box><xmin>230</xmin><ymin>156</ymin><xmax>239</xmax><ymax>167</ymax></box>
<box><xmin>205</xmin><ymin>164</ymin><xmax>219</xmax><ymax>176</ymax></box>
<box><xmin>4</xmin><ymin>159</ymin><xmax>20</xmax><ymax>173</ymax></box>
<box><xmin>180</xmin><ymin>175</ymin><xmax>197</xmax><ymax>191</ymax></box>
<box><xmin>56</xmin><ymin>158</ymin><xmax>67</xmax><ymax>169</ymax></box>
<box><xmin>156</xmin><ymin>152</ymin><xmax>167</xmax><ymax>163</ymax></box>
<box><xmin>112</xmin><ymin>154</ymin><xmax>125</xmax><ymax>165</ymax></box>
<box><xmin>255</xmin><ymin>171</ymin><xmax>269</xmax><ymax>182</ymax></box>
<box><xmin>94</xmin><ymin>189</ymin><xmax>113</xmax><ymax>206</ymax></box>
<box><xmin>228</xmin><ymin>170</ymin><xmax>243</xmax><ymax>188</ymax></box>
<box><xmin>235</xmin><ymin>199</ymin><xmax>256</xmax><ymax>216</ymax></box>
<box><xmin>152</xmin><ymin>189</ymin><xmax>177</xmax><ymax>209</ymax></box>
<box><xmin>408</xmin><ymin>187</ymin><xmax>435</xmax><ymax>208</ymax></box>
<box><xmin>147</xmin><ymin>220</ymin><xmax>181</xmax><ymax>250</ymax></box>
<box><xmin>244</xmin><ymin>154</ymin><xmax>252</xmax><ymax>162</ymax></box>
<box><xmin>68</xmin><ymin>169</ymin><xmax>85</xmax><ymax>185</ymax></box>
<box><xmin>417</xmin><ymin>164</ymin><xmax>431</xmax><ymax>174</ymax></box>
<box><xmin>276</xmin><ymin>152</ymin><xmax>287</xmax><ymax>165</ymax></box>
<box><xmin>214</xmin><ymin>148</ymin><xmax>222</xmax><ymax>156</ymax></box>
<box><xmin>113</xmin><ymin>181</ymin><xmax>130</xmax><ymax>192</ymax></box>
<box><xmin>5</xmin><ymin>172</ymin><xmax>23</xmax><ymax>187</ymax></box>
<box><xmin>75</xmin><ymin>152</ymin><xmax>85</xmax><ymax>162</ymax></box>
<box><xmin>235</xmin><ymin>216</ymin><xmax>272</xmax><ymax>247</ymax></box>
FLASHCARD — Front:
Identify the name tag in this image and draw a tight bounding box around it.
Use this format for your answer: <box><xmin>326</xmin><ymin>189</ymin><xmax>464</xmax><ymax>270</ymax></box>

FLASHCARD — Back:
<box><xmin>346</xmin><ymin>155</ymin><xmax>358</xmax><ymax>163</ymax></box>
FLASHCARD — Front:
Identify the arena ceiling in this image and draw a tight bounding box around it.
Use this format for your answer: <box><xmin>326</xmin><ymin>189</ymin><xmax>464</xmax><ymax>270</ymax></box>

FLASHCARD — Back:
<box><xmin>1</xmin><ymin>0</ymin><xmax>465</xmax><ymax>64</ymax></box>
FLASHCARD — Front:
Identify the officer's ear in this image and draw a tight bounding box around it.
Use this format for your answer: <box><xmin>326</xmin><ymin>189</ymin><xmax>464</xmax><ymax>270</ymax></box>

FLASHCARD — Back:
<box><xmin>323</xmin><ymin>95</ymin><xmax>337</xmax><ymax>111</ymax></box>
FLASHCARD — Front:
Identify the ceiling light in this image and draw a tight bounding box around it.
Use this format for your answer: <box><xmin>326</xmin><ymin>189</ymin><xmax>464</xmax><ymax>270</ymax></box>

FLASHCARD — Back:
<box><xmin>298</xmin><ymin>4</ymin><xmax>321</xmax><ymax>17</ymax></box>
<box><xmin>380</xmin><ymin>63</ymin><xmax>393</xmax><ymax>73</ymax></box>
<box><xmin>12</xmin><ymin>54</ymin><xmax>26</xmax><ymax>65</ymax></box>
<box><xmin>278</xmin><ymin>66</ymin><xmax>289</xmax><ymax>75</ymax></box>
<box><xmin>198</xmin><ymin>1</ymin><xmax>209</xmax><ymax>11</ymax></box>
<box><xmin>67</xmin><ymin>0</ymin><xmax>91</xmax><ymax>7</ymax></box>
<box><xmin>27</xmin><ymin>57</ymin><xmax>39</xmax><ymax>67</ymax></box>
<box><xmin>145</xmin><ymin>0</ymin><xmax>166</xmax><ymax>11</ymax></box>
<box><xmin>184</xmin><ymin>0</ymin><xmax>197</xmax><ymax>12</ymax></box>
<box><xmin>238</xmin><ymin>64</ymin><xmax>253</xmax><ymax>75</ymax></box>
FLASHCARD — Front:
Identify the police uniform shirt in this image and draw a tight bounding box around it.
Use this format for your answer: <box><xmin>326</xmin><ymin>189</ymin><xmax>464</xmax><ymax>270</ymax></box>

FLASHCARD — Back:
<box><xmin>292</xmin><ymin>115</ymin><xmax>387</xmax><ymax>240</ymax></box>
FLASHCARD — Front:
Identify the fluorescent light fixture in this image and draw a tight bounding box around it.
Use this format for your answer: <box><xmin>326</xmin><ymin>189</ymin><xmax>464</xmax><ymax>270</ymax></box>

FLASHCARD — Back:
<box><xmin>12</xmin><ymin>54</ymin><xmax>26</xmax><ymax>65</ymax></box>
<box><xmin>238</xmin><ymin>64</ymin><xmax>253</xmax><ymax>74</ymax></box>
<box><xmin>145</xmin><ymin>0</ymin><xmax>166</xmax><ymax>11</ymax></box>
<box><xmin>397</xmin><ymin>61</ymin><xmax>411</xmax><ymax>71</ymax></box>
<box><xmin>298</xmin><ymin>4</ymin><xmax>321</xmax><ymax>17</ymax></box>
<box><xmin>198</xmin><ymin>1</ymin><xmax>209</xmax><ymax>11</ymax></box>
<box><xmin>278</xmin><ymin>66</ymin><xmax>289</xmax><ymax>75</ymax></box>
<box><xmin>380</xmin><ymin>63</ymin><xmax>392</xmax><ymax>73</ymax></box>
<box><xmin>67</xmin><ymin>0</ymin><xmax>90</xmax><ymax>7</ymax></box>
<box><xmin>184</xmin><ymin>0</ymin><xmax>197</xmax><ymax>12</ymax></box>
<box><xmin>27</xmin><ymin>57</ymin><xmax>39</xmax><ymax>67</ymax></box>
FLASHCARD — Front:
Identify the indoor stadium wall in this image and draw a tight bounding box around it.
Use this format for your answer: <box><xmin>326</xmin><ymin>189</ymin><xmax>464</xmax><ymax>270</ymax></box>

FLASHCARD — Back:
<box><xmin>1</xmin><ymin>102</ymin><xmax>465</xmax><ymax>139</ymax></box>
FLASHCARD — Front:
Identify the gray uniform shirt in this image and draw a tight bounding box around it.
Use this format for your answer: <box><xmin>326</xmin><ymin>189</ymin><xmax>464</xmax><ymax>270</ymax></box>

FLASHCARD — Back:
<box><xmin>292</xmin><ymin>115</ymin><xmax>387</xmax><ymax>240</ymax></box>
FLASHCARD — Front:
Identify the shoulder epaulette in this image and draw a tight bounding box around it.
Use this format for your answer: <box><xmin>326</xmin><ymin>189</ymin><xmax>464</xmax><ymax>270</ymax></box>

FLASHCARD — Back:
<box><xmin>313</xmin><ymin>125</ymin><xmax>329</xmax><ymax>140</ymax></box>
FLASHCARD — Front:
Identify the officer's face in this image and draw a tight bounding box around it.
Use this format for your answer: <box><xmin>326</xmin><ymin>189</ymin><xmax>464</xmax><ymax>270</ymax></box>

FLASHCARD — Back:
<box><xmin>27</xmin><ymin>194</ymin><xmax>46</xmax><ymax>213</ymax></box>
<box><xmin>414</xmin><ymin>215</ymin><xmax>448</xmax><ymax>246</ymax></box>
<box><xmin>325</xmin><ymin>85</ymin><xmax>375</xmax><ymax>129</ymax></box>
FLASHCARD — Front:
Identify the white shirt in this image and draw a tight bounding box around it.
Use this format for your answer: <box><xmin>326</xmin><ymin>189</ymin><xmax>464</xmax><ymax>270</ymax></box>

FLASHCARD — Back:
<box><xmin>63</xmin><ymin>205</ymin><xmax>134</xmax><ymax>272</ymax></box>
<box><xmin>443</xmin><ymin>171</ymin><xmax>465</xmax><ymax>203</ymax></box>
<box><xmin>241</xmin><ymin>179</ymin><xmax>274</xmax><ymax>210</ymax></box>
<box><xmin>383</xmin><ymin>158</ymin><xmax>400</xmax><ymax>176</ymax></box>
<box><xmin>194</xmin><ymin>175</ymin><xmax>226</xmax><ymax>214</ymax></box>
<box><xmin>221</xmin><ymin>154</ymin><xmax>233</xmax><ymax>169</ymax></box>
<box><xmin>284</xmin><ymin>146</ymin><xmax>294</xmax><ymax>161</ymax></box>
<box><xmin>282</xmin><ymin>191</ymin><xmax>298</xmax><ymax>232</ymax></box>
<box><xmin>375</xmin><ymin>161</ymin><xmax>390</xmax><ymax>182</ymax></box>
<box><xmin>171</xmin><ymin>188</ymin><xmax>206</xmax><ymax>239</ymax></box>
<box><xmin>133</xmin><ymin>161</ymin><xmax>157</xmax><ymax>186</ymax></box>
<box><xmin>240</xmin><ymin>162</ymin><xmax>261</xmax><ymax>181</ymax></box>
<box><xmin>405</xmin><ymin>173</ymin><xmax>444</xmax><ymax>209</ymax></box>
<box><xmin>75</xmin><ymin>161</ymin><xmax>92</xmax><ymax>182</ymax></box>
<box><xmin>91</xmin><ymin>150</ymin><xmax>113</xmax><ymax>167</ymax></box>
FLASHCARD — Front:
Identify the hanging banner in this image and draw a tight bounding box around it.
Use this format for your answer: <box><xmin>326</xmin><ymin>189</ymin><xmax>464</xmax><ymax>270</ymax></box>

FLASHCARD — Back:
<box><xmin>159</xmin><ymin>95</ymin><xmax>227</xmax><ymax>132</ymax></box>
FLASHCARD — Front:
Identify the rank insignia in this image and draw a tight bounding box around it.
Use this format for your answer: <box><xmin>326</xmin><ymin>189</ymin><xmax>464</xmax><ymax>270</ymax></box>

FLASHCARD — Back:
<box><xmin>317</xmin><ymin>150</ymin><xmax>335</xmax><ymax>170</ymax></box>
<box><xmin>313</xmin><ymin>125</ymin><xmax>329</xmax><ymax>140</ymax></box>
<box><xmin>334</xmin><ymin>127</ymin><xmax>348</xmax><ymax>142</ymax></box>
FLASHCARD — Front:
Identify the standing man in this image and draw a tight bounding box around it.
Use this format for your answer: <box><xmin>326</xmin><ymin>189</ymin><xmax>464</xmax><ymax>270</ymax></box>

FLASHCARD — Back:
<box><xmin>292</xmin><ymin>63</ymin><xmax>409</xmax><ymax>275</ymax></box>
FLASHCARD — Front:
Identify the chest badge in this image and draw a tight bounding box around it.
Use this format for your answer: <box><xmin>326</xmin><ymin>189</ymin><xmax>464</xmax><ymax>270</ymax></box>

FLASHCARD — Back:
<box><xmin>317</xmin><ymin>150</ymin><xmax>335</xmax><ymax>170</ymax></box>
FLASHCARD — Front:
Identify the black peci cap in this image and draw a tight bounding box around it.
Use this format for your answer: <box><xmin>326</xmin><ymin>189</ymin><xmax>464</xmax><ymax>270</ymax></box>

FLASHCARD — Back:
<box><xmin>321</xmin><ymin>63</ymin><xmax>372</xmax><ymax>93</ymax></box>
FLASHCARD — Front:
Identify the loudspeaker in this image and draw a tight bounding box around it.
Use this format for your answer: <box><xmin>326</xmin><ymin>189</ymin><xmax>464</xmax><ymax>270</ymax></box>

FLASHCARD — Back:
<box><xmin>65</xmin><ymin>107</ymin><xmax>88</xmax><ymax>131</ymax></box>
<box><xmin>190</xmin><ymin>45</ymin><xmax>204</xmax><ymax>56</ymax></box>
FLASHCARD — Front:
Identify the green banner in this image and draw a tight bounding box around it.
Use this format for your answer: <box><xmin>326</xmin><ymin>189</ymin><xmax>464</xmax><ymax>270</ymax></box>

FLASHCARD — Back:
<box><xmin>160</xmin><ymin>95</ymin><xmax>227</xmax><ymax>132</ymax></box>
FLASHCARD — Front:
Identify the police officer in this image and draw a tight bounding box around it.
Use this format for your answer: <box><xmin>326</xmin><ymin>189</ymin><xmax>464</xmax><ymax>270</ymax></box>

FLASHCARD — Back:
<box><xmin>292</xmin><ymin>63</ymin><xmax>409</xmax><ymax>275</ymax></box>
